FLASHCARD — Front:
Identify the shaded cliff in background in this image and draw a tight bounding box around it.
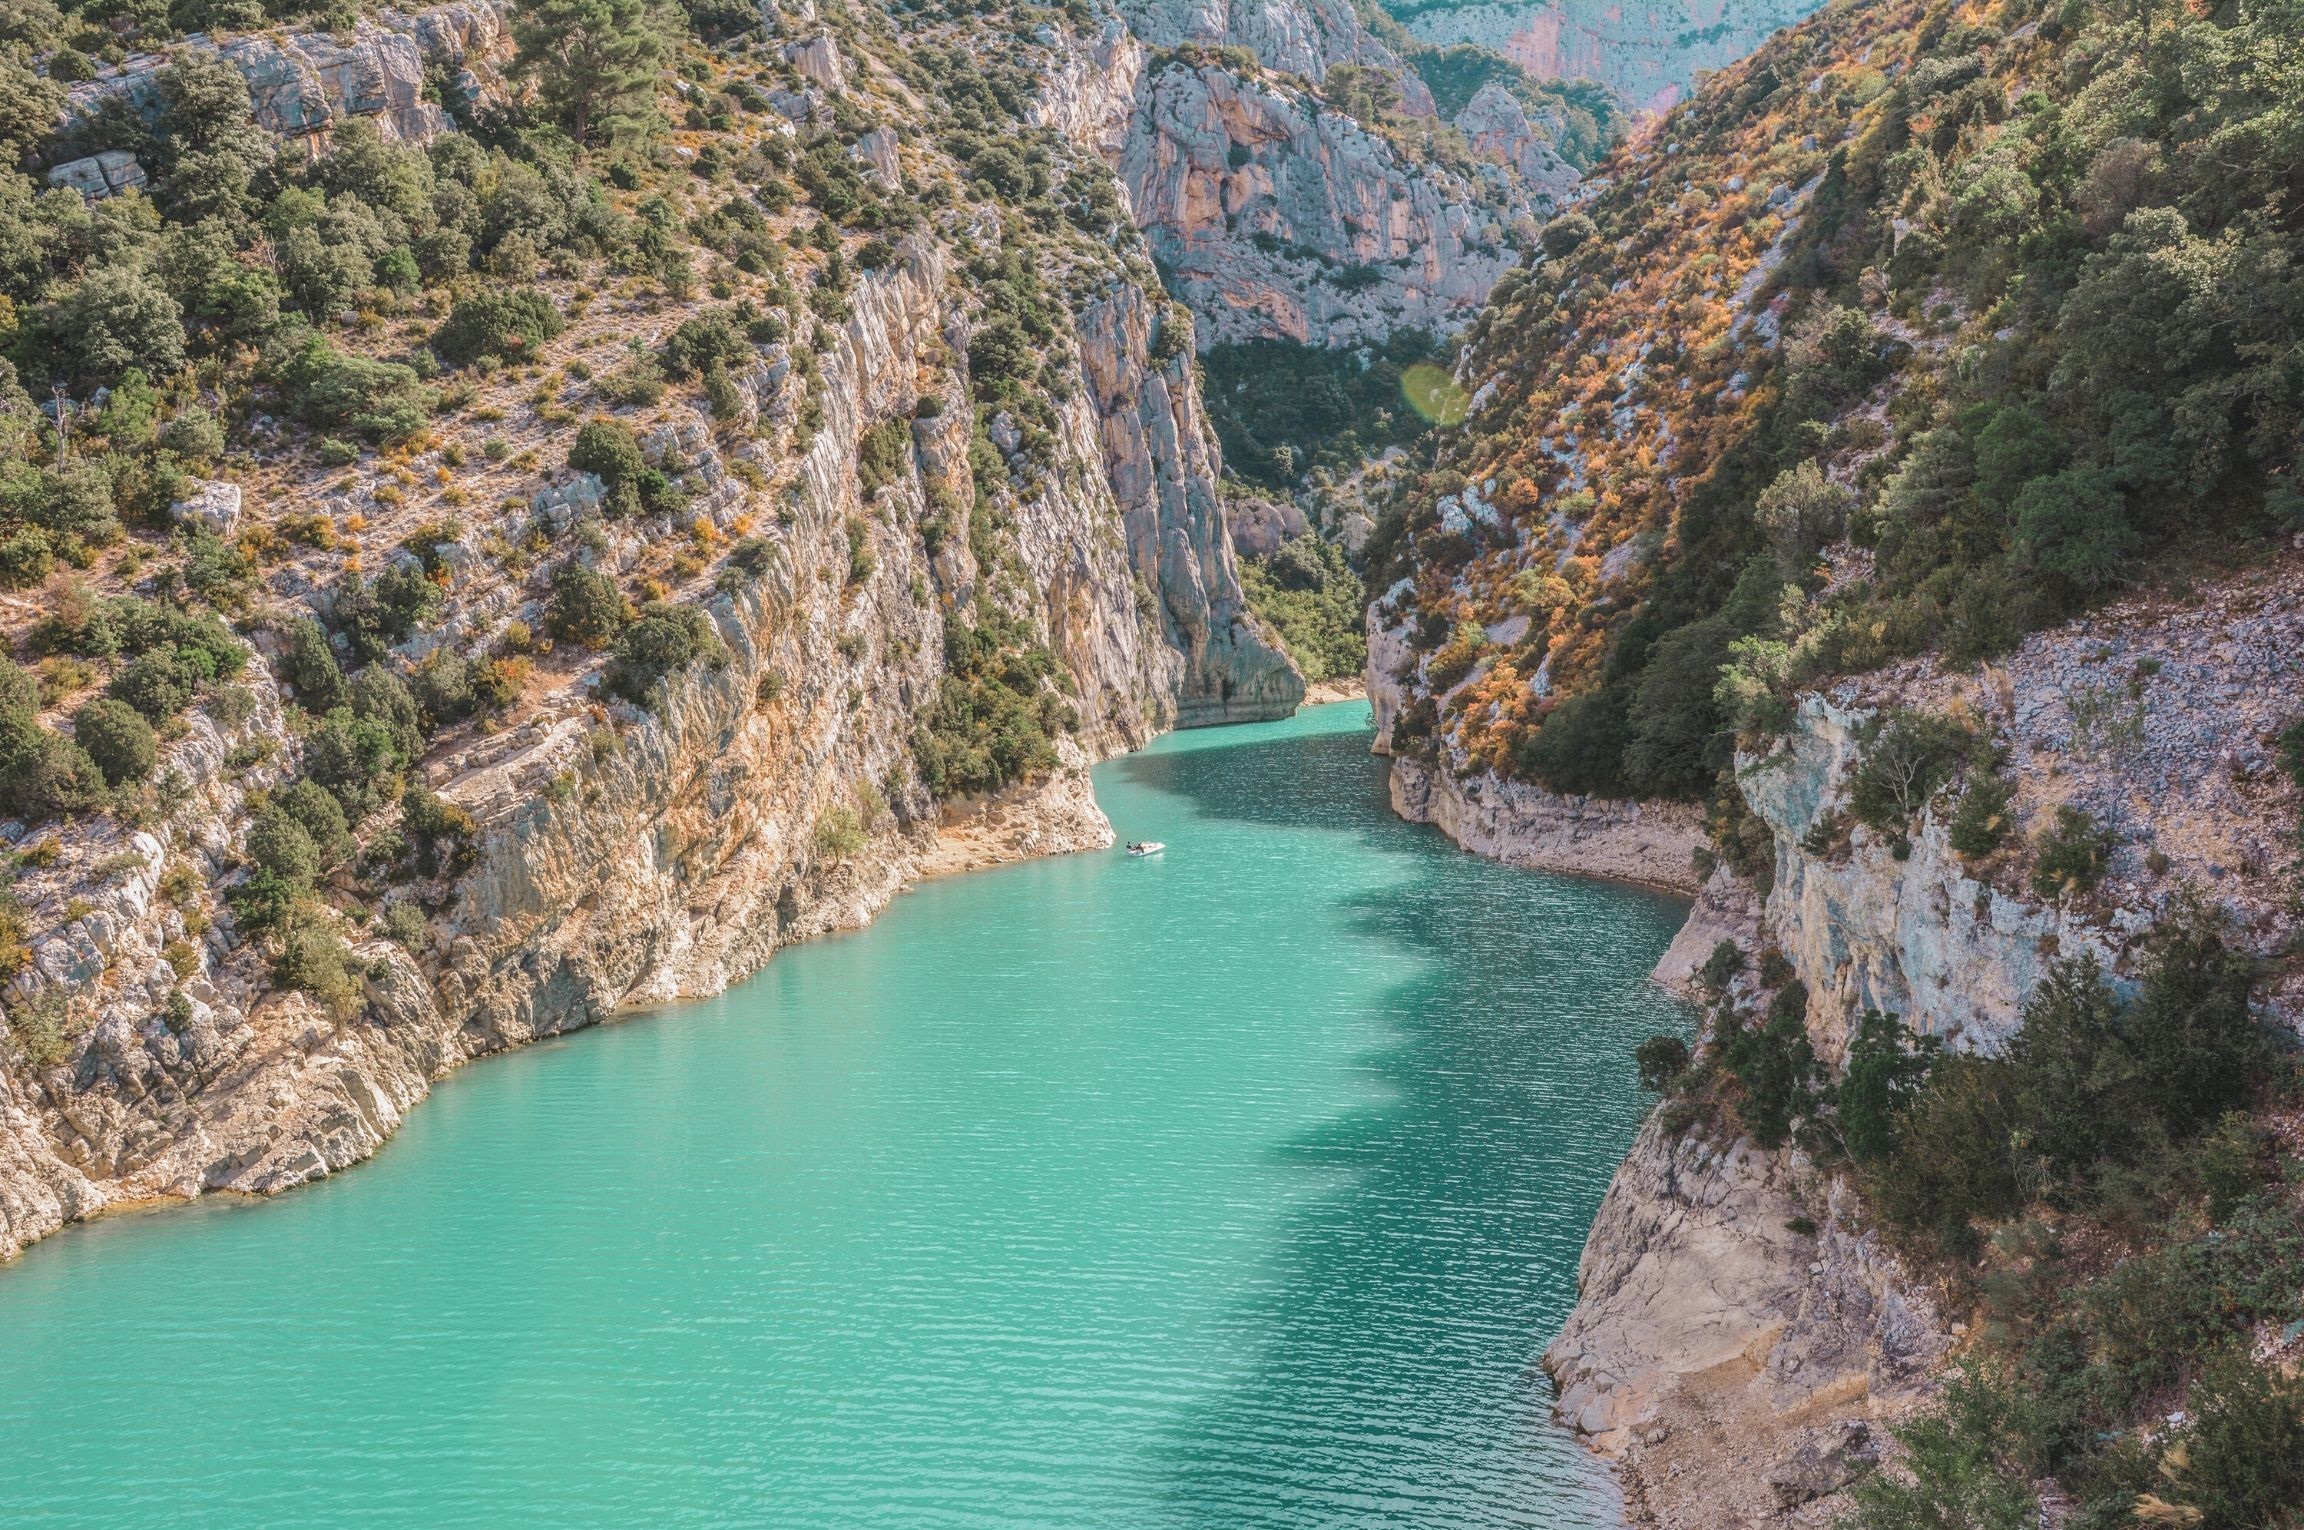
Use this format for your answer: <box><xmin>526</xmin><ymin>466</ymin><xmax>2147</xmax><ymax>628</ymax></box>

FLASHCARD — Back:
<box><xmin>1376</xmin><ymin>0</ymin><xmax>1829</xmax><ymax>117</ymax></box>
<box><xmin>1105</xmin><ymin>0</ymin><xmax>1613</xmax><ymax>349</ymax></box>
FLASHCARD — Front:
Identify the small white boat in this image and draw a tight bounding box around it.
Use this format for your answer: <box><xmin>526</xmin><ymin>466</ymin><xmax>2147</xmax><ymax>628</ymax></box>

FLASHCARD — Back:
<box><xmin>1126</xmin><ymin>841</ymin><xmax>1166</xmax><ymax>857</ymax></box>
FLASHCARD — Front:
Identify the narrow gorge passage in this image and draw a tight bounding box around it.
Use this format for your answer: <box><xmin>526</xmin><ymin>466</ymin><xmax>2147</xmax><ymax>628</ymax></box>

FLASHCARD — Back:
<box><xmin>0</xmin><ymin>704</ymin><xmax>1686</xmax><ymax>1529</ymax></box>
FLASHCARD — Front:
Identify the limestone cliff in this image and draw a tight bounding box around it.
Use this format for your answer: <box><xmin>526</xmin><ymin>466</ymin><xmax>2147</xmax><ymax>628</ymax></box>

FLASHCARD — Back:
<box><xmin>0</xmin><ymin>4</ymin><xmax>1301</xmax><ymax>1259</ymax></box>
<box><xmin>1063</xmin><ymin>0</ymin><xmax>1579</xmax><ymax>348</ymax></box>
<box><xmin>57</xmin><ymin>0</ymin><xmax>512</xmax><ymax>153</ymax></box>
<box><xmin>1544</xmin><ymin>1118</ymin><xmax>1947</xmax><ymax>1527</ymax></box>
<box><xmin>1117</xmin><ymin>56</ymin><xmax>1541</xmax><ymax>347</ymax></box>
<box><xmin>1450</xmin><ymin>560</ymin><xmax>2302</xmax><ymax>1523</ymax></box>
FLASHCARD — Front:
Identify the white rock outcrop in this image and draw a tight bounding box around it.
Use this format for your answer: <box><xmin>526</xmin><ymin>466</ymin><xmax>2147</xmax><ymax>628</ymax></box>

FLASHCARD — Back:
<box><xmin>169</xmin><ymin>479</ymin><xmax>243</xmax><ymax>536</ymax></box>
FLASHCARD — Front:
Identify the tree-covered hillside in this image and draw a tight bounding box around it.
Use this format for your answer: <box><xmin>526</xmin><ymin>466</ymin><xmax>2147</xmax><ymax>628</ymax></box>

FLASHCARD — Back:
<box><xmin>1378</xmin><ymin>0</ymin><xmax>2304</xmax><ymax>804</ymax></box>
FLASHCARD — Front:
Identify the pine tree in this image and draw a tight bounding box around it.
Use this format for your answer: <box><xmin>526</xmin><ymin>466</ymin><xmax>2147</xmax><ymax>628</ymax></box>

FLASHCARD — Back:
<box><xmin>511</xmin><ymin>0</ymin><xmax>665</xmax><ymax>148</ymax></box>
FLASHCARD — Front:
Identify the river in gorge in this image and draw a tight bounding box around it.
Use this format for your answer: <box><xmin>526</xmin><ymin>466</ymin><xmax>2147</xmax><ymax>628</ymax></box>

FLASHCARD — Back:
<box><xmin>0</xmin><ymin>703</ymin><xmax>1689</xmax><ymax>1529</ymax></box>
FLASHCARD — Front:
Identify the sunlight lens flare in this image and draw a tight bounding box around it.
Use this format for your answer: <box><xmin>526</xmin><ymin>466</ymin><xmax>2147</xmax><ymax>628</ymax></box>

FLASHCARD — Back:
<box><xmin>1399</xmin><ymin>363</ymin><xmax>1469</xmax><ymax>427</ymax></box>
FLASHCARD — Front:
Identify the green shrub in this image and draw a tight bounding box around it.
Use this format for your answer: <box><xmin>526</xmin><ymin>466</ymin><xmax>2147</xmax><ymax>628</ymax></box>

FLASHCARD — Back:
<box><xmin>602</xmin><ymin>602</ymin><xmax>725</xmax><ymax>707</ymax></box>
<box><xmin>380</xmin><ymin>899</ymin><xmax>428</xmax><ymax>951</ymax></box>
<box><xmin>857</xmin><ymin>419</ymin><xmax>912</xmax><ymax>497</ymax></box>
<box><xmin>272</xmin><ymin>917</ymin><xmax>364</xmax><ymax>1018</ymax></box>
<box><xmin>304</xmin><ymin>709</ymin><xmax>407</xmax><ymax>821</ymax></box>
<box><xmin>0</xmin><ymin>531</ymin><xmax>55</xmax><ymax>589</ymax></box>
<box><xmin>1238</xmin><ymin>538</ymin><xmax>1367</xmax><ymax>684</ymax></box>
<box><xmin>1634</xmin><ymin>1034</ymin><xmax>1690</xmax><ymax>1093</ymax></box>
<box><xmin>408</xmin><ymin>649</ymin><xmax>478</xmax><ymax>731</ymax></box>
<box><xmin>331</xmin><ymin>567</ymin><xmax>444</xmax><ymax>663</ymax></box>
<box><xmin>569</xmin><ymin>417</ymin><xmax>646</xmax><ymax>485</ymax></box>
<box><xmin>2162</xmin><ymin>1349</ymin><xmax>2304</xmax><ymax>1528</ymax></box>
<box><xmin>227</xmin><ymin>867</ymin><xmax>298</xmax><ymax>934</ymax></box>
<box><xmin>1840</xmin><ymin>1369</ymin><xmax>2040</xmax><ymax>1530</ymax></box>
<box><xmin>1723</xmin><ymin>985</ymin><xmax>1820</xmax><ymax>1148</ymax></box>
<box><xmin>2030</xmin><ymin>806</ymin><xmax>2116</xmax><ymax>898</ymax></box>
<box><xmin>401</xmin><ymin>786</ymin><xmax>476</xmax><ymax>878</ymax></box>
<box><xmin>72</xmin><ymin>697</ymin><xmax>156</xmax><ymax>786</ymax></box>
<box><xmin>431</xmin><ymin>287</ymin><xmax>566</xmax><ymax>368</ymax></box>
<box><xmin>548</xmin><ymin>562</ymin><xmax>628</xmax><ymax>649</ymax></box>
<box><xmin>566</xmin><ymin>418</ymin><xmax>683</xmax><ymax>519</ymax></box>
<box><xmin>280</xmin><ymin>616</ymin><xmax>349</xmax><ymax>712</ymax></box>
<box><xmin>108</xmin><ymin>648</ymin><xmax>200</xmax><ymax>722</ymax></box>
<box><xmin>813</xmin><ymin>804</ymin><xmax>868</xmax><ymax>862</ymax></box>
<box><xmin>660</xmin><ymin>309</ymin><xmax>747</xmax><ymax>378</ymax></box>
<box><xmin>275</xmin><ymin>778</ymin><xmax>353</xmax><ymax>870</ymax></box>
<box><xmin>1835</xmin><ymin>1009</ymin><xmax>1940</xmax><ymax>1166</ymax></box>
<box><xmin>245</xmin><ymin>804</ymin><xmax>321</xmax><ymax>890</ymax></box>
<box><xmin>1848</xmin><ymin>710</ymin><xmax>1971</xmax><ymax>829</ymax></box>
<box><xmin>913</xmin><ymin>611</ymin><xmax>1072</xmax><ymax>798</ymax></box>
<box><xmin>278</xmin><ymin>335</ymin><xmax>438</xmax><ymax>444</ymax></box>
<box><xmin>1947</xmin><ymin>771</ymin><xmax>2012</xmax><ymax>858</ymax></box>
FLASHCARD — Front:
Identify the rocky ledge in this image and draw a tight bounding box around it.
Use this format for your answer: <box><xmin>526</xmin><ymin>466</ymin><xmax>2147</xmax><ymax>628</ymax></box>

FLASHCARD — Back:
<box><xmin>1545</xmin><ymin>1117</ymin><xmax>1948</xmax><ymax>1527</ymax></box>
<box><xmin>1388</xmin><ymin>754</ymin><xmax>1702</xmax><ymax>893</ymax></box>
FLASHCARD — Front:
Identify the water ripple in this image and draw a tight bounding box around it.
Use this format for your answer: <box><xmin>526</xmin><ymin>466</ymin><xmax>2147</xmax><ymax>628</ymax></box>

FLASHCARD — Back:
<box><xmin>0</xmin><ymin>705</ymin><xmax>1687</xmax><ymax>1530</ymax></box>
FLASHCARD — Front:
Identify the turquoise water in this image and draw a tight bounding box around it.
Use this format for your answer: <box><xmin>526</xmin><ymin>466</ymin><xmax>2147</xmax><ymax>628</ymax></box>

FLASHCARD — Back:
<box><xmin>0</xmin><ymin>704</ymin><xmax>1687</xmax><ymax>1529</ymax></box>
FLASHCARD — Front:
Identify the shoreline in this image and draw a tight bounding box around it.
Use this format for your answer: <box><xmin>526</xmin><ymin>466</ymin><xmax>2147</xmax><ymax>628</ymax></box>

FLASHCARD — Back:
<box><xmin>1301</xmin><ymin>676</ymin><xmax>1370</xmax><ymax>707</ymax></box>
<box><xmin>0</xmin><ymin>753</ymin><xmax>1132</xmax><ymax>1264</ymax></box>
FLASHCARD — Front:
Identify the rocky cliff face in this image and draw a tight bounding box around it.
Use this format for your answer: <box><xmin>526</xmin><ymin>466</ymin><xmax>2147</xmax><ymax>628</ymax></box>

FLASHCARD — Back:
<box><xmin>58</xmin><ymin>0</ymin><xmax>512</xmax><ymax>154</ymax></box>
<box><xmin>1425</xmin><ymin>557</ymin><xmax>2303</xmax><ymax>1521</ymax></box>
<box><xmin>1544</xmin><ymin>1118</ymin><xmax>1947</xmax><ymax>1527</ymax></box>
<box><xmin>1069</xmin><ymin>0</ymin><xmax>1577</xmax><ymax>348</ymax></box>
<box><xmin>1742</xmin><ymin>555</ymin><xmax>2304</xmax><ymax>1058</ymax></box>
<box><xmin>1388</xmin><ymin>754</ymin><xmax>1701</xmax><ymax>891</ymax></box>
<box><xmin>1380</xmin><ymin>0</ymin><xmax>1827</xmax><ymax>117</ymax></box>
<box><xmin>0</xmin><ymin>7</ymin><xmax>1302</xmax><ymax>1259</ymax></box>
<box><xmin>1116</xmin><ymin>57</ymin><xmax>1545</xmax><ymax>347</ymax></box>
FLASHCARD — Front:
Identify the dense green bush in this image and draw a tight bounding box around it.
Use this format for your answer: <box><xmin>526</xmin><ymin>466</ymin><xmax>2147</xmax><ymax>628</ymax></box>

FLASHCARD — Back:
<box><xmin>1947</xmin><ymin>770</ymin><xmax>2012</xmax><ymax>859</ymax></box>
<box><xmin>1834</xmin><ymin>1008</ymin><xmax>1939</xmax><ymax>1166</ymax></box>
<box><xmin>2030</xmin><ymin>806</ymin><xmax>2116</xmax><ymax>898</ymax></box>
<box><xmin>857</xmin><ymin>419</ymin><xmax>912</xmax><ymax>497</ymax></box>
<box><xmin>0</xmin><ymin>659</ymin><xmax>103</xmax><ymax>823</ymax></box>
<box><xmin>331</xmin><ymin>566</ymin><xmax>444</xmax><ymax>663</ymax></box>
<box><xmin>602</xmin><ymin>601</ymin><xmax>725</xmax><ymax>707</ymax></box>
<box><xmin>1841</xmin><ymin>1370</ymin><xmax>2041</xmax><ymax>1530</ymax></box>
<box><xmin>278</xmin><ymin>334</ymin><xmax>439</xmax><ymax>444</ymax></box>
<box><xmin>1723</xmin><ymin>984</ymin><xmax>1820</xmax><ymax>1148</ymax></box>
<box><xmin>72</xmin><ymin>698</ymin><xmax>156</xmax><ymax>786</ymax></box>
<box><xmin>271</xmin><ymin>918</ymin><xmax>364</xmax><ymax>1018</ymax></box>
<box><xmin>659</xmin><ymin>309</ymin><xmax>746</xmax><ymax>379</ymax></box>
<box><xmin>566</xmin><ymin>418</ymin><xmax>682</xmax><ymax>519</ymax></box>
<box><xmin>1634</xmin><ymin>1034</ymin><xmax>1691</xmax><ymax>1093</ymax></box>
<box><xmin>279</xmin><ymin>616</ymin><xmax>350</xmax><ymax>712</ymax></box>
<box><xmin>431</xmin><ymin>287</ymin><xmax>565</xmax><ymax>367</ymax></box>
<box><xmin>548</xmin><ymin>562</ymin><xmax>629</xmax><ymax>649</ymax></box>
<box><xmin>913</xmin><ymin>607</ymin><xmax>1073</xmax><ymax>797</ymax></box>
<box><xmin>1201</xmin><ymin>331</ymin><xmax>1444</xmax><ymax>489</ymax></box>
<box><xmin>401</xmin><ymin>786</ymin><xmax>476</xmax><ymax>878</ymax></box>
<box><xmin>1847</xmin><ymin>710</ymin><xmax>1972</xmax><ymax>830</ymax></box>
<box><xmin>303</xmin><ymin>672</ymin><xmax>421</xmax><ymax>822</ymax></box>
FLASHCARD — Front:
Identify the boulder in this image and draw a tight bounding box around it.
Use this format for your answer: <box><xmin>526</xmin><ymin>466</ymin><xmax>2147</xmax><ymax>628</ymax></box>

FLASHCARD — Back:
<box><xmin>45</xmin><ymin>149</ymin><xmax>147</xmax><ymax>199</ymax></box>
<box><xmin>853</xmin><ymin>126</ymin><xmax>899</xmax><ymax>184</ymax></box>
<box><xmin>170</xmin><ymin>480</ymin><xmax>243</xmax><ymax>536</ymax></box>
<box><xmin>1222</xmin><ymin>494</ymin><xmax>1308</xmax><ymax>558</ymax></box>
<box><xmin>784</xmin><ymin>33</ymin><xmax>844</xmax><ymax>92</ymax></box>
